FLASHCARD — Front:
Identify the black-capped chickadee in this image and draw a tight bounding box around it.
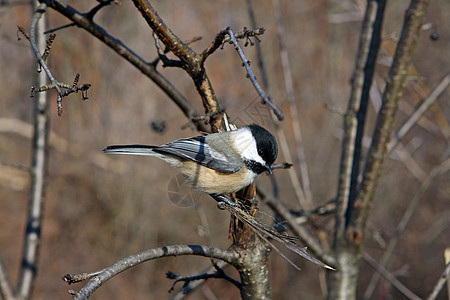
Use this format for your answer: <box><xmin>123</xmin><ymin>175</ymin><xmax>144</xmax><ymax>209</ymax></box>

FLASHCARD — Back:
<box><xmin>103</xmin><ymin>124</ymin><xmax>278</xmax><ymax>198</ymax></box>
<box><xmin>103</xmin><ymin>125</ymin><xmax>335</xmax><ymax>270</ymax></box>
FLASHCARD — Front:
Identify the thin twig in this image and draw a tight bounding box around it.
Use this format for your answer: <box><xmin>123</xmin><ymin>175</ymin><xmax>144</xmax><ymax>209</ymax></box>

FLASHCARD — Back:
<box><xmin>84</xmin><ymin>0</ymin><xmax>116</xmax><ymax>20</ymax></box>
<box><xmin>25</xmin><ymin>4</ymin><xmax>65</xmax><ymax>115</ymax></box>
<box><xmin>200</xmin><ymin>27</ymin><xmax>265</xmax><ymax>62</ymax></box>
<box><xmin>43</xmin><ymin>22</ymin><xmax>75</xmax><ymax>34</ymax></box>
<box><xmin>152</xmin><ymin>32</ymin><xmax>183</xmax><ymax>68</ymax></box>
<box><xmin>168</xmin><ymin>260</ymin><xmax>228</xmax><ymax>300</ymax></box>
<box><xmin>151</xmin><ymin>36</ymin><xmax>202</xmax><ymax>67</ymax></box>
<box><xmin>426</xmin><ymin>261</ymin><xmax>450</xmax><ymax>300</ymax></box>
<box><xmin>245</xmin><ymin>0</ymin><xmax>268</xmax><ymax>88</ymax></box>
<box><xmin>166</xmin><ymin>264</ymin><xmax>241</xmax><ymax>293</ymax></box>
<box><xmin>388</xmin><ymin>73</ymin><xmax>450</xmax><ymax>153</ymax></box>
<box><xmin>362</xmin><ymin>252</ymin><xmax>421</xmax><ymax>300</ymax></box>
<box><xmin>226</xmin><ymin>27</ymin><xmax>284</xmax><ymax>121</ymax></box>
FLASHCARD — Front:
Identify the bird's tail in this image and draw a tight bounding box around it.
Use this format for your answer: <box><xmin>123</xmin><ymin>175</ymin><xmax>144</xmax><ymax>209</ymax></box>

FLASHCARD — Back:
<box><xmin>103</xmin><ymin>145</ymin><xmax>158</xmax><ymax>156</ymax></box>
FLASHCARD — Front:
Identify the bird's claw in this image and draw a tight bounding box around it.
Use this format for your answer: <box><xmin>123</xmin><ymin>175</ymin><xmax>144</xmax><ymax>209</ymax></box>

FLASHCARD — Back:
<box><xmin>211</xmin><ymin>195</ymin><xmax>241</xmax><ymax>209</ymax></box>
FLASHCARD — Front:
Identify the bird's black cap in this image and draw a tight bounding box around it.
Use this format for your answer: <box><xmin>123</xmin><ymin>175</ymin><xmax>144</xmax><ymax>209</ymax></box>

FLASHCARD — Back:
<box><xmin>246</xmin><ymin>124</ymin><xmax>278</xmax><ymax>166</ymax></box>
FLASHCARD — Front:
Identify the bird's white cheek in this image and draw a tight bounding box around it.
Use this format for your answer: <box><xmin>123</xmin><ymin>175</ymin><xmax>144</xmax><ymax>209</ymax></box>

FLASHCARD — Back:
<box><xmin>232</xmin><ymin>130</ymin><xmax>266</xmax><ymax>166</ymax></box>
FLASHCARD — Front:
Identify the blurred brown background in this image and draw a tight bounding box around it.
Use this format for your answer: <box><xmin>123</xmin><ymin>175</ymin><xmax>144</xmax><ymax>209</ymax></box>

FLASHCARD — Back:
<box><xmin>0</xmin><ymin>0</ymin><xmax>448</xmax><ymax>299</ymax></box>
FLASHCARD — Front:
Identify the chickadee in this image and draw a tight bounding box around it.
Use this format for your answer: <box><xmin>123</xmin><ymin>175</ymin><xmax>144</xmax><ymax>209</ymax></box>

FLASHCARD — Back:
<box><xmin>103</xmin><ymin>126</ymin><xmax>335</xmax><ymax>270</ymax></box>
<box><xmin>103</xmin><ymin>124</ymin><xmax>278</xmax><ymax>198</ymax></box>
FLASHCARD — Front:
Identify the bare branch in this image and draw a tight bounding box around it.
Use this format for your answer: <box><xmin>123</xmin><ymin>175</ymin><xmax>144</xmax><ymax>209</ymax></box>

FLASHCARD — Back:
<box><xmin>166</xmin><ymin>262</ymin><xmax>241</xmax><ymax>293</ymax></box>
<box><xmin>167</xmin><ymin>260</ymin><xmax>229</xmax><ymax>299</ymax></box>
<box><xmin>355</xmin><ymin>0</ymin><xmax>431</xmax><ymax>238</ymax></box>
<box><xmin>16</xmin><ymin>3</ymin><xmax>50</xmax><ymax>298</ymax></box>
<box><xmin>334</xmin><ymin>0</ymin><xmax>385</xmax><ymax>241</ymax></box>
<box><xmin>226</xmin><ymin>27</ymin><xmax>284</xmax><ymax>121</ymax></box>
<box><xmin>84</xmin><ymin>0</ymin><xmax>117</xmax><ymax>20</ymax></box>
<box><xmin>200</xmin><ymin>27</ymin><xmax>265</xmax><ymax>62</ymax></box>
<box><xmin>152</xmin><ymin>32</ymin><xmax>184</xmax><ymax>68</ymax></box>
<box><xmin>31</xmin><ymin>74</ymin><xmax>92</xmax><ymax>101</ymax></box>
<box><xmin>22</xmin><ymin>4</ymin><xmax>66</xmax><ymax>115</ymax></box>
<box><xmin>65</xmin><ymin>245</ymin><xmax>238</xmax><ymax>300</ymax></box>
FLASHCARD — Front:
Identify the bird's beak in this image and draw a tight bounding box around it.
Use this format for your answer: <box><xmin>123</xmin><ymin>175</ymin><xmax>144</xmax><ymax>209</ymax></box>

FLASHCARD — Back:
<box><xmin>265</xmin><ymin>165</ymin><xmax>273</xmax><ymax>174</ymax></box>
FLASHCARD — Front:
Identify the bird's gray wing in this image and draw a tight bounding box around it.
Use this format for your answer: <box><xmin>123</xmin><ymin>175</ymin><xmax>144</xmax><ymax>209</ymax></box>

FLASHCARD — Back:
<box><xmin>153</xmin><ymin>136</ymin><xmax>242</xmax><ymax>174</ymax></box>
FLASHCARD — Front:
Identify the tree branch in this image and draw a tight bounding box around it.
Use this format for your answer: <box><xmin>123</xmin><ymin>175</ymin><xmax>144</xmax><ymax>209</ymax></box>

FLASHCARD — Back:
<box><xmin>16</xmin><ymin>3</ymin><xmax>50</xmax><ymax>298</ymax></box>
<box><xmin>65</xmin><ymin>245</ymin><xmax>237</xmax><ymax>300</ymax></box>
<box><xmin>226</xmin><ymin>27</ymin><xmax>284</xmax><ymax>121</ymax></box>
<box><xmin>167</xmin><ymin>262</ymin><xmax>241</xmax><ymax>293</ymax></box>
<box><xmin>167</xmin><ymin>260</ymin><xmax>229</xmax><ymax>299</ymax></box>
<box><xmin>355</xmin><ymin>0</ymin><xmax>431</xmax><ymax>239</ymax></box>
<box><xmin>334</xmin><ymin>0</ymin><xmax>385</xmax><ymax>242</ymax></box>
